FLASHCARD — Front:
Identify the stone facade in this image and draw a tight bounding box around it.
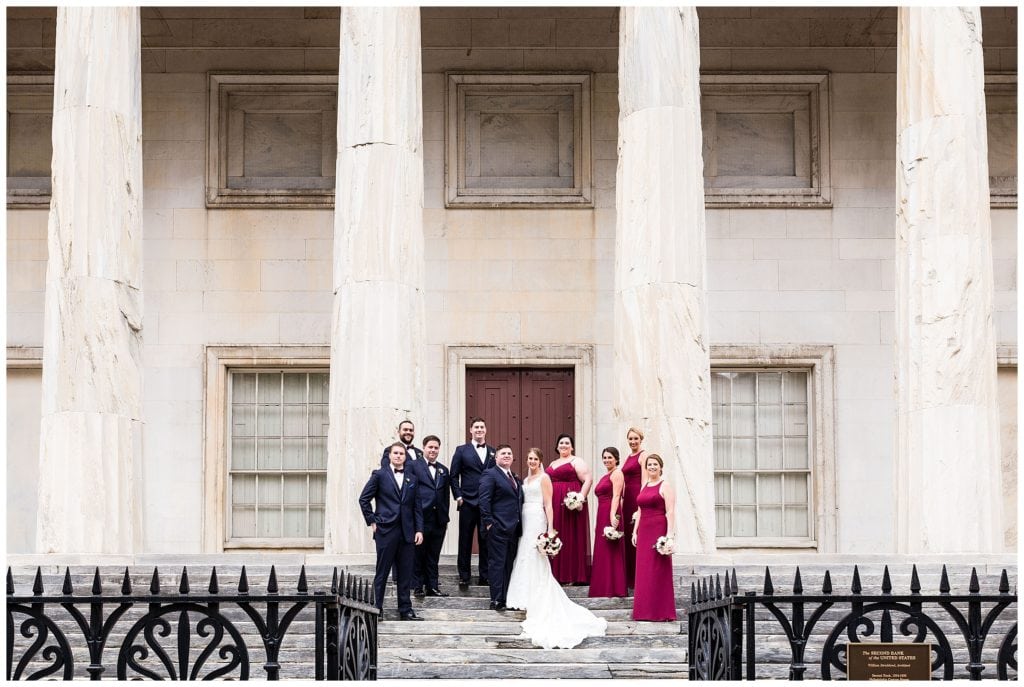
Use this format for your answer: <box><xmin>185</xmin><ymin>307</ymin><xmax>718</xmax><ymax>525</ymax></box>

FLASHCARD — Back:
<box><xmin>5</xmin><ymin>6</ymin><xmax>1018</xmax><ymax>558</ymax></box>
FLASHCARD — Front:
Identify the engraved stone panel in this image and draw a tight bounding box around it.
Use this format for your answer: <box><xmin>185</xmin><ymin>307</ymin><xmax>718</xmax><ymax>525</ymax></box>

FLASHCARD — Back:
<box><xmin>7</xmin><ymin>75</ymin><xmax>54</xmax><ymax>208</ymax></box>
<box><xmin>986</xmin><ymin>74</ymin><xmax>1017</xmax><ymax>208</ymax></box>
<box><xmin>446</xmin><ymin>73</ymin><xmax>592</xmax><ymax>207</ymax></box>
<box><xmin>701</xmin><ymin>73</ymin><xmax>831</xmax><ymax>207</ymax></box>
<box><xmin>207</xmin><ymin>74</ymin><xmax>337</xmax><ymax>208</ymax></box>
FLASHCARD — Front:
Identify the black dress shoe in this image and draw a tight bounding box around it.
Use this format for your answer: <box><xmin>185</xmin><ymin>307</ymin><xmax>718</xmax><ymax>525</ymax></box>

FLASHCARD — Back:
<box><xmin>413</xmin><ymin>587</ymin><xmax>425</xmax><ymax>597</ymax></box>
<box><xmin>477</xmin><ymin>577</ymin><xmax>489</xmax><ymax>586</ymax></box>
<box><xmin>459</xmin><ymin>579</ymin><xmax>470</xmax><ymax>591</ymax></box>
<box><xmin>489</xmin><ymin>601</ymin><xmax>499</xmax><ymax>610</ymax></box>
<box><xmin>399</xmin><ymin>611</ymin><xmax>424</xmax><ymax>621</ymax></box>
<box><xmin>425</xmin><ymin>588</ymin><xmax>449</xmax><ymax>597</ymax></box>
<box><xmin>494</xmin><ymin>603</ymin><xmax>507</xmax><ymax>612</ymax></box>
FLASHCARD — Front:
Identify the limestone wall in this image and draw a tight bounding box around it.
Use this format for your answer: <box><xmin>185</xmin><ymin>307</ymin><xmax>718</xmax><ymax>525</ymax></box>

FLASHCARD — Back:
<box><xmin>5</xmin><ymin>6</ymin><xmax>1017</xmax><ymax>555</ymax></box>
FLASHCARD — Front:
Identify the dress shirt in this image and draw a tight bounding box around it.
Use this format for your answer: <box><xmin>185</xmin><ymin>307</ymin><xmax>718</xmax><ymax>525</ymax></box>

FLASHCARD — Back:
<box><xmin>475</xmin><ymin>443</ymin><xmax>487</xmax><ymax>463</ymax></box>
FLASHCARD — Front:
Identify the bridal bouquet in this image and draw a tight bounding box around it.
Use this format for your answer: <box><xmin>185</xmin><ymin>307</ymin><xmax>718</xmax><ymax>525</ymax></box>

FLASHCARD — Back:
<box><xmin>536</xmin><ymin>531</ymin><xmax>563</xmax><ymax>557</ymax></box>
<box><xmin>602</xmin><ymin>526</ymin><xmax>624</xmax><ymax>541</ymax></box>
<box><xmin>563</xmin><ymin>491</ymin><xmax>584</xmax><ymax>511</ymax></box>
<box><xmin>654</xmin><ymin>535</ymin><xmax>675</xmax><ymax>556</ymax></box>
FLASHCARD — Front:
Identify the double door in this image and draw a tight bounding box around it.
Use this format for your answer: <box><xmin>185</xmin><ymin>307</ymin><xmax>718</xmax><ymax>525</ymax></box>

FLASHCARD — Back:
<box><xmin>465</xmin><ymin>367</ymin><xmax>575</xmax><ymax>480</ymax></box>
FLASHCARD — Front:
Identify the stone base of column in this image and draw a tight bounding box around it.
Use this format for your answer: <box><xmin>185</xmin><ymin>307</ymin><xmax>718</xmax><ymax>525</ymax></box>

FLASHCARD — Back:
<box><xmin>36</xmin><ymin>412</ymin><xmax>138</xmax><ymax>554</ymax></box>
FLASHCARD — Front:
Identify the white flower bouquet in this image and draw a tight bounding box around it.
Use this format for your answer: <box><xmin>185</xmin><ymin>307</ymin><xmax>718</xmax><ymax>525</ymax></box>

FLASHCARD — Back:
<box><xmin>654</xmin><ymin>535</ymin><xmax>675</xmax><ymax>556</ymax></box>
<box><xmin>602</xmin><ymin>526</ymin><xmax>624</xmax><ymax>541</ymax></box>
<box><xmin>536</xmin><ymin>531</ymin><xmax>563</xmax><ymax>557</ymax></box>
<box><xmin>562</xmin><ymin>491</ymin><xmax>584</xmax><ymax>511</ymax></box>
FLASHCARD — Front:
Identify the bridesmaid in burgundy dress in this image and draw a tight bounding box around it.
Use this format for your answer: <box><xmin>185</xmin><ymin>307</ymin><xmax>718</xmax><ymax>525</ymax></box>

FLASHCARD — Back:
<box><xmin>589</xmin><ymin>447</ymin><xmax>626</xmax><ymax>597</ymax></box>
<box><xmin>620</xmin><ymin>427</ymin><xmax>647</xmax><ymax>588</ymax></box>
<box><xmin>632</xmin><ymin>454</ymin><xmax>677</xmax><ymax>621</ymax></box>
<box><xmin>546</xmin><ymin>434</ymin><xmax>593</xmax><ymax>584</ymax></box>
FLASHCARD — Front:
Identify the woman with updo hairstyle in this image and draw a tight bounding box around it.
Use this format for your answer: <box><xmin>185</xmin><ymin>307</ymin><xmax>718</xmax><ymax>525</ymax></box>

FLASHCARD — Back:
<box><xmin>588</xmin><ymin>446</ymin><xmax>626</xmax><ymax>597</ymax></box>
<box><xmin>545</xmin><ymin>433</ymin><xmax>592</xmax><ymax>584</ymax></box>
<box><xmin>620</xmin><ymin>427</ymin><xmax>646</xmax><ymax>588</ymax></box>
<box><xmin>631</xmin><ymin>453</ymin><xmax>677</xmax><ymax>621</ymax></box>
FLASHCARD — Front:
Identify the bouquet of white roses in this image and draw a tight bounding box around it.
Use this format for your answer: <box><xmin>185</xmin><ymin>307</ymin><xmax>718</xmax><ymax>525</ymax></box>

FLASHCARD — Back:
<box><xmin>562</xmin><ymin>491</ymin><xmax>584</xmax><ymax>511</ymax></box>
<box><xmin>602</xmin><ymin>526</ymin><xmax>624</xmax><ymax>541</ymax></box>
<box><xmin>536</xmin><ymin>531</ymin><xmax>563</xmax><ymax>557</ymax></box>
<box><xmin>654</xmin><ymin>535</ymin><xmax>675</xmax><ymax>556</ymax></box>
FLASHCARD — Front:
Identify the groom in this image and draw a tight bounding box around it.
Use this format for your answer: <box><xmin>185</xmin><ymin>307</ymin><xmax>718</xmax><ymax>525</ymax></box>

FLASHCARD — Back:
<box><xmin>478</xmin><ymin>445</ymin><xmax>523</xmax><ymax>612</ymax></box>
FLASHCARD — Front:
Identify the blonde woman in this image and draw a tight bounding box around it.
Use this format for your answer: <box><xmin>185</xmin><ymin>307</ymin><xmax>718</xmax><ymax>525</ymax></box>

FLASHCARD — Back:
<box><xmin>631</xmin><ymin>454</ymin><xmax>677</xmax><ymax>621</ymax></box>
<box><xmin>620</xmin><ymin>427</ymin><xmax>646</xmax><ymax>588</ymax></box>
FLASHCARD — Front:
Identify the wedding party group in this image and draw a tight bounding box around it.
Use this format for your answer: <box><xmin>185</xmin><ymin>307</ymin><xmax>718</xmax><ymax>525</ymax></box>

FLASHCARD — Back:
<box><xmin>358</xmin><ymin>418</ymin><xmax>679</xmax><ymax>650</ymax></box>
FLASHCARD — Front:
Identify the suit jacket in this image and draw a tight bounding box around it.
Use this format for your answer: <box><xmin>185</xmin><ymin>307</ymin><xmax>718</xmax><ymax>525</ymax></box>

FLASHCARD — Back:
<box><xmin>449</xmin><ymin>442</ymin><xmax>496</xmax><ymax>506</ymax></box>
<box><xmin>478</xmin><ymin>466</ymin><xmax>524</xmax><ymax>536</ymax></box>
<box><xmin>420</xmin><ymin>460</ymin><xmax>452</xmax><ymax>532</ymax></box>
<box><xmin>358</xmin><ymin>467</ymin><xmax>425</xmax><ymax>544</ymax></box>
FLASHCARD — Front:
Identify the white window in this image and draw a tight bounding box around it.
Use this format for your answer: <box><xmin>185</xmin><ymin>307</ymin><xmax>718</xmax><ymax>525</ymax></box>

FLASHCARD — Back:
<box><xmin>713</xmin><ymin>369</ymin><xmax>812</xmax><ymax>542</ymax></box>
<box><xmin>227</xmin><ymin>371</ymin><xmax>329</xmax><ymax>544</ymax></box>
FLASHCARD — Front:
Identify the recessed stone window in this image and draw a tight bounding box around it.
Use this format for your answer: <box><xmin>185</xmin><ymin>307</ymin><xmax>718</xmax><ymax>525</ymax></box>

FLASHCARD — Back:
<box><xmin>700</xmin><ymin>73</ymin><xmax>831</xmax><ymax>208</ymax></box>
<box><xmin>986</xmin><ymin>73</ymin><xmax>1017</xmax><ymax>208</ymax></box>
<box><xmin>207</xmin><ymin>74</ymin><xmax>337</xmax><ymax>209</ymax></box>
<box><xmin>7</xmin><ymin>75</ymin><xmax>54</xmax><ymax>209</ymax></box>
<box><xmin>446</xmin><ymin>73</ymin><xmax>593</xmax><ymax>208</ymax></box>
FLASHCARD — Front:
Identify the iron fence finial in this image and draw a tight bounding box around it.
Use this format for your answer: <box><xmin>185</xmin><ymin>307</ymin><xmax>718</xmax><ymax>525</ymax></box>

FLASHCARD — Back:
<box><xmin>999</xmin><ymin>569</ymin><xmax>1010</xmax><ymax>594</ymax></box>
<box><xmin>150</xmin><ymin>567</ymin><xmax>160</xmax><ymax>595</ymax></box>
<box><xmin>32</xmin><ymin>567</ymin><xmax>44</xmax><ymax>595</ymax></box>
<box><xmin>691</xmin><ymin>581</ymin><xmax>697</xmax><ymax>603</ymax></box>
<box><xmin>209</xmin><ymin>567</ymin><xmax>219</xmax><ymax>594</ymax></box>
<box><xmin>822</xmin><ymin>569</ymin><xmax>833</xmax><ymax>594</ymax></box>
<box><xmin>180</xmin><ymin>567</ymin><xmax>190</xmax><ymax>594</ymax></box>
<box><xmin>297</xmin><ymin>565</ymin><xmax>308</xmax><ymax>594</ymax></box>
<box><xmin>881</xmin><ymin>565</ymin><xmax>892</xmax><ymax>594</ymax></box>
<box><xmin>62</xmin><ymin>568</ymin><xmax>74</xmax><ymax>595</ymax></box>
<box><xmin>793</xmin><ymin>567</ymin><xmax>803</xmax><ymax>595</ymax></box>
<box><xmin>910</xmin><ymin>564</ymin><xmax>921</xmax><ymax>594</ymax></box>
<box><xmin>851</xmin><ymin>565</ymin><xmax>862</xmax><ymax>594</ymax></box>
<box><xmin>268</xmin><ymin>565</ymin><xmax>279</xmax><ymax>594</ymax></box>
<box><xmin>731</xmin><ymin>568</ymin><xmax>739</xmax><ymax>595</ymax></box>
<box><xmin>7</xmin><ymin>567</ymin><xmax>14</xmax><ymax>595</ymax></box>
<box><xmin>121</xmin><ymin>568</ymin><xmax>132</xmax><ymax>595</ymax></box>
<box><xmin>331</xmin><ymin>567</ymin><xmax>339</xmax><ymax>595</ymax></box>
<box><xmin>715</xmin><ymin>573</ymin><xmax>722</xmax><ymax>600</ymax></box>
<box><xmin>724</xmin><ymin>570</ymin><xmax>731</xmax><ymax>598</ymax></box>
<box><xmin>969</xmin><ymin>567</ymin><xmax>980</xmax><ymax>594</ymax></box>
<box><xmin>940</xmin><ymin>564</ymin><xmax>951</xmax><ymax>594</ymax></box>
<box><xmin>763</xmin><ymin>567</ymin><xmax>774</xmax><ymax>596</ymax></box>
<box><xmin>91</xmin><ymin>568</ymin><xmax>102</xmax><ymax>595</ymax></box>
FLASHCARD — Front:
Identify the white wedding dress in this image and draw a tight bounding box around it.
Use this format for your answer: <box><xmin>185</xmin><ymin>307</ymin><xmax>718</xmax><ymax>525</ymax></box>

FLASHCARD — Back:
<box><xmin>505</xmin><ymin>475</ymin><xmax>607</xmax><ymax>649</ymax></box>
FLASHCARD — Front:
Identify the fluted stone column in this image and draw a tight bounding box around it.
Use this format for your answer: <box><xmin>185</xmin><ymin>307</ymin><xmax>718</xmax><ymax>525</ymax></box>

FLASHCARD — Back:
<box><xmin>614</xmin><ymin>7</ymin><xmax>715</xmax><ymax>553</ymax></box>
<box><xmin>895</xmin><ymin>7</ymin><xmax>1003</xmax><ymax>553</ymax></box>
<box><xmin>325</xmin><ymin>8</ymin><xmax>425</xmax><ymax>553</ymax></box>
<box><xmin>36</xmin><ymin>8</ymin><xmax>143</xmax><ymax>553</ymax></box>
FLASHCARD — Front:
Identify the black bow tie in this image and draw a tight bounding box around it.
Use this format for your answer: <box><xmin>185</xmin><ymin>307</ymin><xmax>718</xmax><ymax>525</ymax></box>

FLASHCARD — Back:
<box><xmin>393</xmin><ymin>468</ymin><xmax>404</xmax><ymax>474</ymax></box>
<box><xmin>476</xmin><ymin>444</ymin><xmax>486</xmax><ymax>449</ymax></box>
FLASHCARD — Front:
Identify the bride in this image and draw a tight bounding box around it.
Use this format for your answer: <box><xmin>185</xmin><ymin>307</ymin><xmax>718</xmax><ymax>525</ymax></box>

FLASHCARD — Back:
<box><xmin>506</xmin><ymin>448</ymin><xmax>607</xmax><ymax>649</ymax></box>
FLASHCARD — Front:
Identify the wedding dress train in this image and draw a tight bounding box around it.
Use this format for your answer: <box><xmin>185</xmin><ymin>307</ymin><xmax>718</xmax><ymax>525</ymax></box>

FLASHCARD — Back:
<box><xmin>505</xmin><ymin>476</ymin><xmax>607</xmax><ymax>649</ymax></box>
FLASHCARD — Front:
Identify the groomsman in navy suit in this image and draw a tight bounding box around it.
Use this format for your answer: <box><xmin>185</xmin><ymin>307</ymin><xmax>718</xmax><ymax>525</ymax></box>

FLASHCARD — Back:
<box><xmin>380</xmin><ymin>420</ymin><xmax>426</xmax><ymax>476</ymax></box>
<box><xmin>449</xmin><ymin>417</ymin><xmax>496</xmax><ymax>589</ymax></box>
<box><xmin>359</xmin><ymin>443</ymin><xmax>425</xmax><ymax>621</ymax></box>
<box><xmin>413</xmin><ymin>435</ymin><xmax>452</xmax><ymax>598</ymax></box>
<box><xmin>478</xmin><ymin>445</ymin><xmax>523</xmax><ymax>611</ymax></box>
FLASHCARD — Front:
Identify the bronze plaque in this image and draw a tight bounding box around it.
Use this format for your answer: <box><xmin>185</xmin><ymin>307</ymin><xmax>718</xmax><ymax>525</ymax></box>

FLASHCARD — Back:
<box><xmin>847</xmin><ymin>642</ymin><xmax>932</xmax><ymax>680</ymax></box>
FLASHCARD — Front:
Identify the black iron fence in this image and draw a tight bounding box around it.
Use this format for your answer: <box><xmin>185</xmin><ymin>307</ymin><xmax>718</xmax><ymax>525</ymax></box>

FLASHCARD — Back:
<box><xmin>688</xmin><ymin>565</ymin><xmax>1017</xmax><ymax>680</ymax></box>
<box><xmin>6</xmin><ymin>565</ymin><xmax>379</xmax><ymax>680</ymax></box>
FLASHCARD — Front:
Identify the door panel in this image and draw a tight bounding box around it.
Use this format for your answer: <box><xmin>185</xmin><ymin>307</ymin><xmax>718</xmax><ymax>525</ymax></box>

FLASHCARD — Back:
<box><xmin>465</xmin><ymin>367</ymin><xmax>574</xmax><ymax>479</ymax></box>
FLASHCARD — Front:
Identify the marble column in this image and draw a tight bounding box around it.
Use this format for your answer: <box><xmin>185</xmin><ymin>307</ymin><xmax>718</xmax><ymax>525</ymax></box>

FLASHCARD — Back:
<box><xmin>325</xmin><ymin>8</ymin><xmax>426</xmax><ymax>553</ymax></box>
<box><xmin>614</xmin><ymin>7</ymin><xmax>716</xmax><ymax>553</ymax></box>
<box><xmin>895</xmin><ymin>7</ymin><xmax>1003</xmax><ymax>553</ymax></box>
<box><xmin>36</xmin><ymin>8</ymin><xmax>143</xmax><ymax>553</ymax></box>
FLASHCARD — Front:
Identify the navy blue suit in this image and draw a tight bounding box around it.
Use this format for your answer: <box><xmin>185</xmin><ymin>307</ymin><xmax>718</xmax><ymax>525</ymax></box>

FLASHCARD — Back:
<box><xmin>450</xmin><ymin>442</ymin><xmax>496</xmax><ymax>583</ymax></box>
<box><xmin>415</xmin><ymin>459</ymin><xmax>453</xmax><ymax>591</ymax></box>
<box><xmin>478</xmin><ymin>466</ymin><xmax>524</xmax><ymax>606</ymax></box>
<box><xmin>358</xmin><ymin>467</ymin><xmax>424</xmax><ymax>614</ymax></box>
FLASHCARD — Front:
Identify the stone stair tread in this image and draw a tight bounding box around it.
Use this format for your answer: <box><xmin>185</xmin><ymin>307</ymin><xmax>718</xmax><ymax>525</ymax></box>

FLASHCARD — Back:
<box><xmin>377</xmin><ymin>662</ymin><xmax>688</xmax><ymax>679</ymax></box>
<box><xmin>379</xmin><ymin>647</ymin><xmax>685</xmax><ymax>664</ymax></box>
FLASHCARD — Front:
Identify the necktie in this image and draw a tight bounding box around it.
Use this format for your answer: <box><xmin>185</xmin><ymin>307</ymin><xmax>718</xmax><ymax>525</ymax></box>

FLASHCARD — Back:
<box><xmin>505</xmin><ymin>471</ymin><xmax>517</xmax><ymax>491</ymax></box>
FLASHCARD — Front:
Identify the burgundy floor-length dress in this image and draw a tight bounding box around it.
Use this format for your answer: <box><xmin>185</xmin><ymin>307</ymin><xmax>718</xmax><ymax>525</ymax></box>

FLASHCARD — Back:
<box><xmin>620</xmin><ymin>452</ymin><xmax>643</xmax><ymax>588</ymax></box>
<box><xmin>632</xmin><ymin>481</ymin><xmax>676</xmax><ymax>621</ymax></box>
<box><xmin>547</xmin><ymin>460</ymin><xmax>591</xmax><ymax>584</ymax></box>
<box><xmin>588</xmin><ymin>472</ymin><xmax>626</xmax><ymax>597</ymax></box>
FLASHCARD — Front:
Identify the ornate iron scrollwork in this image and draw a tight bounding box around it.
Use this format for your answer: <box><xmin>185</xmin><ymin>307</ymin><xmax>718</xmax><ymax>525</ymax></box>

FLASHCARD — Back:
<box><xmin>341</xmin><ymin>610</ymin><xmax>374</xmax><ymax>680</ymax></box>
<box><xmin>997</xmin><ymin>624</ymin><xmax>1017</xmax><ymax>680</ymax></box>
<box><xmin>692</xmin><ymin>612</ymin><xmax>732</xmax><ymax>680</ymax></box>
<box><xmin>7</xmin><ymin>604</ymin><xmax>74</xmax><ymax>680</ymax></box>
<box><xmin>116</xmin><ymin>603</ymin><xmax>249</xmax><ymax>680</ymax></box>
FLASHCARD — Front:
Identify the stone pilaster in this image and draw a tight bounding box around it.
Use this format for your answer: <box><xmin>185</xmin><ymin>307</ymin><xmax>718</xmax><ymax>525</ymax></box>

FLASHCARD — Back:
<box><xmin>895</xmin><ymin>8</ymin><xmax>1003</xmax><ymax>553</ymax></box>
<box><xmin>325</xmin><ymin>8</ymin><xmax>425</xmax><ymax>553</ymax></box>
<box><xmin>614</xmin><ymin>7</ymin><xmax>715</xmax><ymax>553</ymax></box>
<box><xmin>36</xmin><ymin>8</ymin><xmax>143</xmax><ymax>553</ymax></box>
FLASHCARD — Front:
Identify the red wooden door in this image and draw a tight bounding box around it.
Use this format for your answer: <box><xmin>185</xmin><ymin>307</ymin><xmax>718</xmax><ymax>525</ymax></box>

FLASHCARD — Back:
<box><xmin>465</xmin><ymin>367</ymin><xmax>574</xmax><ymax>479</ymax></box>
